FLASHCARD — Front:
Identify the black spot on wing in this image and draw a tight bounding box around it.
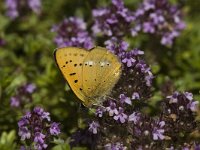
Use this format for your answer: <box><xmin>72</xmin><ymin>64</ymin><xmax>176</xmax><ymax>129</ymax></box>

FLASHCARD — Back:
<box><xmin>69</xmin><ymin>73</ymin><xmax>76</xmax><ymax>76</ymax></box>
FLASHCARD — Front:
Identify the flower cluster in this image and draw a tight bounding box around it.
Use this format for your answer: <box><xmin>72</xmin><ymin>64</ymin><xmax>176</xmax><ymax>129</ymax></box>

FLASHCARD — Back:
<box><xmin>105</xmin><ymin>37</ymin><xmax>153</xmax><ymax>88</ymax></box>
<box><xmin>132</xmin><ymin>0</ymin><xmax>186</xmax><ymax>46</ymax></box>
<box><xmin>86</xmin><ymin>109</ymin><xmax>167</xmax><ymax>149</ymax></box>
<box><xmin>10</xmin><ymin>83</ymin><xmax>36</xmax><ymax>108</ymax></box>
<box><xmin>83</xmin><ymin>92</ymin><xmax>199</xmax><ymax>149</ymax></box>
<box><xmin>92</xmin><ymin>0</ymin><xmax>134</xmax><ymax>38</ymax></box>
<box><xmin>130</xmin><ymin>117</ymin><xmax>166</xmax><ymax>149</ymax></box>
<box><xmin>18</xmin><ymin>107</ymin><xmax>60</xmax><ymax>150</ymax></box>
<box><xmin>5</xmin><ymin>0</ymin><xmax>42</xmax><ymax>19</ymax></box>
<box><xmin>51</xmin><ymin>17</ymin><xmax>94</xmax><ymax>49</ymax></box>
<box><xmin>162</xmin><ymin>91</ymin><xmax>199</xmax><ymax>144</ymax></box>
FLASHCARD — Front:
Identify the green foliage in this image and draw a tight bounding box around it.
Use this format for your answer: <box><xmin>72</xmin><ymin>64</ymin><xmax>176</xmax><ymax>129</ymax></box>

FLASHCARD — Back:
<box><xmin>52</xmin><ymin>144</ymin><xmax>70</xmax><ymax>150</ymax></box>
<box><xmin>0</xmin><ymin>130</ymin><xmax>16</xmax><ymax>150</ymax></box>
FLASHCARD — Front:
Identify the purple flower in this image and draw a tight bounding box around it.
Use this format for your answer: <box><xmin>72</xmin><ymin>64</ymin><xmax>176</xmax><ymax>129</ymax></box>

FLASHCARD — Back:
<box><xmin>95</xmin><ymin>107</ymin><xmax>106</xmax><ymax>117</ymax></box>
<box><xmin>10</xmin><ymin>83</ymin><xmax>36</xmax><ymax>108</ymax></box>
<box><xmin>132</xmin><ymin>92</ymin><xmax>140</xmax><ymax>100</ymax></box>
<box><xmin>119</xmin><ymin>94</ymin><xmax>131</xmax><ymax>105</ymax></box>
<box><xmin>162</xmin><ymin>91</ymin><xmax>198</xmax><ymax>142</ymax></box>
<box><xmin>166</xmin><ymin>91</ymin><xmax>179</xmax><ymax>103</ymax></box>
<box><xmin>34</xmin><ymin>107</ymin><xmax>44</xmax><ymax>115</ymax></box>
<box><xmin>27</xmin><ymin>0</ymin><xmax>41</xmax><ymax>14</ymax></box>
<box><xmin>152</xmin><ymin>121</ymin><xmax>165</xmax><ymax>140</ymax></box>
<box><xmin>161</xmin><ymin>33</ymin><xmax>174</xmax><ymax>46</ymax></box>
<box><xmin>34</xmin><ymin>132</ymin><xmax>45</xmax><ymax>144</ymax></box>
<box><xmin>145</xmin><ymin>73</ymin><xmax>154</xmax><ymax>87</ymax></box>
<box><xmin>25</xmin><ymin>84</ymin><xmax>36</xmax><ymax>93</ymax></box>
<box><xmin>88</xmin><ymin>121</ymin><xmax>99</xmax><ymax>134</ymax></box>
<box><xmin>18</xmin><ymin>127</ymin><xmax>31</xmax><ymax>140</ymax></box>
<box><xmin>143</xmin><ymin>22</ymin><xmax>155</xmax><ymax>33</ymax></box>
<box><xmin>105</xmin><ymin>37</ymin><xmax>129</xmax><ymax>56</ymax></box>
<box><xmin>106</xmin><ymin>101</ymin><xmax>118</xmax><ymax>116</ymax></box>
<box><xmin>5</xmin><ymin>0</ymin><xmax>18</xmax><ymax>19</ymax></box>
<box><xmin>52</xmin><ymin>17</ymin><xmax>94</xmax><ymax>49</ymax></box>
<box><xmin>34</xmin><ymin>107</ymin><xmax>51</xmax><ymax>121</ymax></box>
<box><xmin>113</xmin><ymin>107</ymin><xmax>127</xmax><ymax>123</ymax></box>
<box><xmin>184</xmin><ymin>92</ymin><xmax>193</xmax><ymax>101</ymax></box>
<box><xmin>41</xmin><ymin>112</ymin><xmax>50</xmax><ymax>121</ymax></box>
<box><xmin>187</xmin><ymin>101</ymin><xmax>199</xmax><ymax>112</ymax></box>
<box><xmin>5</xmin><ymin>0</ymin><xmax>42</xmax><ymax>19</ymax></box>
<box><xmin>128</xmin><ymin>112</ymin><xmax>140</xmax><ymax>124</ymax></box>
<box><xmin>92</xmin><ymin>0</ymin><xmax>134</xmax><ymax>37</ymax></box>
<box><xmin>133</xmin><ymin>0</ymin><xmax>185</xmax><ymax>46</ymax></box>
<box><xmin>18</xmin><ymin>107</ymin><xmax>61</xmax><ymax>149</ymax></box>
<box><xmin>50</xmin><ymin>122</ymin><xmax>60</xmax><ymax>135</ymax></box>
<box><xmin>10</xmin><ymin>96</ymin><xmax>20</xmax><ymax>107</ymax></box>
<box><xmin>34</xmin><ymin>143</ymin><xmax>48</xmax><ymax>150</ymax></box>
<box><xmin>18</xmin><ymin>118</ymin><xmax>29</xmax><ymax>127</ymax></box>
<box><xmin>20</xmin><ymin>146</ymin><xmax>26</xmax><ymax>150</ymax></box>
<box><xmin>122</xmin><ymin>53</ymin><xmax>136</xmax><ymax>67</ymax></box>
<box><xmin>132</xmin><ymin>49</ymin><xmax>144</xmax><ymax>56</ymax></box>
<box><xmin>105</xmin><ymin>38</ymin><xmax>153</xmax><ymax>88</ymax></box>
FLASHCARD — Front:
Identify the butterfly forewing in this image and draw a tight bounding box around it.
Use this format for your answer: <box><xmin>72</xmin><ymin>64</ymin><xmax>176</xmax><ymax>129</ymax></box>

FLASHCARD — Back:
<box><xmin>54</xmin><ymin>47</ymin><xmax>89</xmax><ymax>103</ymax></box>
<box><xmin>82</xmin><ymin>47</ymin><xmax>122</xmax><ymax>105</ymax></box>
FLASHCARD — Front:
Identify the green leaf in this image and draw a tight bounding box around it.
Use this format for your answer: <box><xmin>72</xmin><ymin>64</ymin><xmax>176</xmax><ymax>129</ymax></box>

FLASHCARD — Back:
<box><xmin>52</xmin><ymin>143</ymin><xmax>70</xmax><ymax>150</ymax></box>
<box><xmin>0</xmin><ymin>130</ymin><xmax>16</xmax><ymax>150</ymax></box>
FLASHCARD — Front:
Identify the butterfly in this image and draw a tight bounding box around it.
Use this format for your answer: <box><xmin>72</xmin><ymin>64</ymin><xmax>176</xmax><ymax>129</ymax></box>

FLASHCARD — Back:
<box><xmin>54</xmin><ymin>46</ymin><xmax>122</xmax><ymax>107</ymax></box>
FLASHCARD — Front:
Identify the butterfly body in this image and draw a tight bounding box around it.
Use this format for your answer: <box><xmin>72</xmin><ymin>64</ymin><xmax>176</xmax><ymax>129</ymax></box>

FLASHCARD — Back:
<box><xmin>54</xmin><ymin>46</ymin><xmax>122</xmax><ymax>107</ymax></box>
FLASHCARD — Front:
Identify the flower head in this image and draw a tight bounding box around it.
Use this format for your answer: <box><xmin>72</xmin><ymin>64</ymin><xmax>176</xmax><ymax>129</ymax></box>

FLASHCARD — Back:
<box><xmin>5</xmin><ymin>0</ymin><xmax>42</xmax><ymax>19</ymax></box>
<box><xmin>95</xmin><ymin>107</ymin><xmax>106</xmax><ymax>117</ymax></box>
<box><xmin>52</xmin><ymin>17</ymin><xmax>94</xmax><ymax>49</ymax></box>
<box><xmin>92</xmin><ymin>0</ymin><xmax>134</xmax><ymax>38</ymax></box>
<box><xmin>50</xmin><ymin>122</ymin><xmax>60</xmax><ymax>135</ymax></box>
<box><xmin>119</xmin><ymin>94</ymin><xmax>132</xmax><ymax>105</ymax></box>
<box><xmin>18</xmin><ymin>107</ymin><xmax>61</xmax><ymax>149</ymax></box>
<box><xmin>132</xmin><ymin>0</ymin><xmax>185</xmax><ymax>46</ymax></box>
<box><xmin>10</xmin><ymin>83</ymin><xmax>36</xmax><ymax>108</ymax></box>
<box><xmin>106</xmin><ymin>101</ymin><xmax>118</xmax><ymax>116</ymax></box>
<box><xmin>152</xmin><ymin>121</ymin><xmax>165</xmax><ymax>140</ymax></box>
<box><xmin>113</xmin><ymin>107</ymin><xmax>128</xmax><ymax>123</ymax></box>
<box><xmin>162</xmin><ymin>91</ymin><xmax>199</xmax><ymax>141</ymax></box>
<box><xmin>128</xmin><ymin>112</ymin><xmax>141</xmax><ymax>124</ymax></box>
<box><xmin>88</xmin><ymin>121</ymin><xmax>100</xmax><ymax>134</ymax></box>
